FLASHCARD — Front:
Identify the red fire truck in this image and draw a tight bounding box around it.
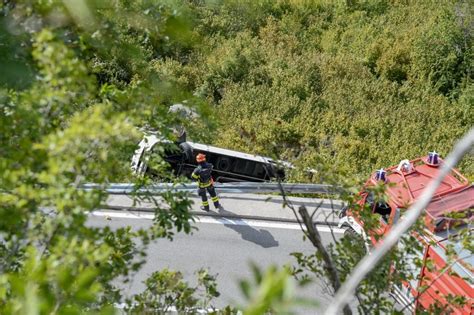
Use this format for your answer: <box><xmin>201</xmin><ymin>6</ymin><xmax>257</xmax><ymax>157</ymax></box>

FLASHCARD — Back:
<box><xmin>338</xmin><ymin>152</ymin><xmax>473</xmax><ymax>314</ymax></box>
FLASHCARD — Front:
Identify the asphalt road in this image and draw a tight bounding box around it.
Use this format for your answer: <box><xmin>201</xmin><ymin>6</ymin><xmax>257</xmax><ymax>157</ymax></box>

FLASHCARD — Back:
<box><xmin>105</xmin><ymin>193</ymin><xmax>343</xmax><ymax>225</ymax></box>
<box><xmin>88</xmin><ymin>210</ymin><xmax>345</xmax><ymax>314</ymax></box>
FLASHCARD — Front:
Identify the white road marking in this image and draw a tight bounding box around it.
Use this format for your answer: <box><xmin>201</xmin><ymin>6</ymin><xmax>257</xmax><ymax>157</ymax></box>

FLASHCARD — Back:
<box><xmin>115</xmin><ymin>303</ymin><xmax>230</xmax><ymax>314</ymax></box>
<box><xmin>91</xmin><ymin>210</ymin><xmax>344</xmax><ymax>234</ymax></box>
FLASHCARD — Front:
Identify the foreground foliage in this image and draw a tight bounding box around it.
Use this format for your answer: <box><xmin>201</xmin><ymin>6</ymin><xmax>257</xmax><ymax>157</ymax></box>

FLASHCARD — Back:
<box><xmin>0</xmin><ymin>1</ymin><xmax>216</xmax><ymax>313</ymax></box>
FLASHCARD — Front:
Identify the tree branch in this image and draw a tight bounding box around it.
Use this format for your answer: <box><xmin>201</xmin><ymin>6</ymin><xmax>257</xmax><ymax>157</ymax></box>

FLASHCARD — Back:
<box><xmin>298</xmin><ymin>205</ymin><xmax>352</xmax><ymax>315</ymax></box>
<box><xmin>277</xmin><ymin>180</ymin><xmax>352</xmax><ymax>315</ymax></box>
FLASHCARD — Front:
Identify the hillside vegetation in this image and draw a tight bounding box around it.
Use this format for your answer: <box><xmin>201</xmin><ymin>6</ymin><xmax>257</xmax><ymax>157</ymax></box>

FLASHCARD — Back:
<box><xmin>154</xmin><ymin>0</ymin><xmax>473</xmax><ymax>180</ymax></box>
<box><xmin>2</xmin><ymin>1</ymin><xmax>472</xmax><ymax>181</ymax></box>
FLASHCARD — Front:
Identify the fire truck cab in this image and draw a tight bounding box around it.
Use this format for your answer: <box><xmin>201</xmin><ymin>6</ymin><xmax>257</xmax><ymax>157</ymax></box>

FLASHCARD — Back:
<box><xmin>338</xmin><ymin>153</ymin><xmax>473</xmax><ymax>314</ymax></box>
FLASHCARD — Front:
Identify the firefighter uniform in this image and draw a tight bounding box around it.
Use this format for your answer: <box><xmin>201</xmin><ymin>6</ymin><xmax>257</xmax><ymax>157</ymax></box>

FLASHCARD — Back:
<box><xmin>192</xmin><ymin>160</ymin><xmax>220</xmax><ymax>211</ymax></box>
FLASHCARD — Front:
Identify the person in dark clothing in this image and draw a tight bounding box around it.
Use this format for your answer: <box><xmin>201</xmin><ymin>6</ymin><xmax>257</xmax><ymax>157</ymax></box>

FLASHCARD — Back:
<box><xmin>192</xmin><ymin>153</ymin><xmax>221</xmax><ymax>211</ymax></box>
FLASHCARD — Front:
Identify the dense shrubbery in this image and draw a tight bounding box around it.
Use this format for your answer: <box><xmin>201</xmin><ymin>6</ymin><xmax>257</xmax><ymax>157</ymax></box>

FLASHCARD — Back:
<box><xmin>6</xmin><ymin>0</ymin><xmax>470</xmax><ymax>180</ymax></box>
<box><xmin>154</xmin><ymin>0</ymin><xmax>473</xmax><ymax>180</ymax></box>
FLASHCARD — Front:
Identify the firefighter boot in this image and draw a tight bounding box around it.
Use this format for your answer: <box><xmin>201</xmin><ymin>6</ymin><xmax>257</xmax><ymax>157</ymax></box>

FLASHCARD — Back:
<box><xmin>211</xmin><ymin>196</ymin><xmax>221</xmax><ymax>210</ymax></box>
<box><xmin>214</xmin><ymin>201</ymin><xmax>224</xmax><ymax>211</ymax></box>
<box><xmin>200</xmin><ymin>200</ymin><xmax>210</xmax><ymax>212</ymax></box>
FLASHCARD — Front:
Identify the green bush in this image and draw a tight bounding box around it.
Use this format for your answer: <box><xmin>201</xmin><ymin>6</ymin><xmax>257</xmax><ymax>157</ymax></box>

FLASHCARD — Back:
<box><xmin>179</xmin><ymin>0</ymin><xmax>474</xmax><ymax>180</ymax></box>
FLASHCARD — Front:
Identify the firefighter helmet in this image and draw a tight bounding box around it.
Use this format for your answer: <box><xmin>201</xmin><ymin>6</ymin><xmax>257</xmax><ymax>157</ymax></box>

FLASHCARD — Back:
<box><xmin>196</xmin><ymin>153</ymin><xmax>206</xmax><ymax>163</ymax></box>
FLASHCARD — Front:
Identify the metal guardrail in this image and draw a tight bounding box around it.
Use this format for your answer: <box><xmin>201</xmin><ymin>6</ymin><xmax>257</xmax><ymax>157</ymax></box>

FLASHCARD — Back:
<box><xmin>81</xmin><ymin>182</ymin><xmax>340</xmax><ymax>195</ymax></box>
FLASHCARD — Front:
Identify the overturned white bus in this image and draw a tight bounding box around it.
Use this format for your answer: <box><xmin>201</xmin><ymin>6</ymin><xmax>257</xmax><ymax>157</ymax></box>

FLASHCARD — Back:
<box><xmin>131</xmin><ymin>134</ymin><xmax>292</xmax><ymax>182</ymax></box>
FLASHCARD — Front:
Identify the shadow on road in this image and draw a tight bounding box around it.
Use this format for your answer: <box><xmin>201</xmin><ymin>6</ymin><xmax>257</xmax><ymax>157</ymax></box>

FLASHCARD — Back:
<box><xmin>219</xmin><ymin>195</ymin><xmax>341</xmax><ymax>209</ymax></box>
<box><xmin>217</xmin><ymin>207</ymin><xmax>279</xmax><ymax>248</ymax></box>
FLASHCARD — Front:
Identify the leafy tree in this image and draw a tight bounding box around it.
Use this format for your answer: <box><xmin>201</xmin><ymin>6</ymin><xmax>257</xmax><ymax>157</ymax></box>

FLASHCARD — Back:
<box><xmin>0</xmin><ymin>1</ymin><xmax>219</xmax><ymax>314</ymax></box>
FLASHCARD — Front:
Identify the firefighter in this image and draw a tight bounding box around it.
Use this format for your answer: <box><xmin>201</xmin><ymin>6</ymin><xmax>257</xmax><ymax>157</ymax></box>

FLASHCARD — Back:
<box><xmin>191</xmin><ymin>153</ymin><xmax>221</xmax><ymax>211</ymax></box>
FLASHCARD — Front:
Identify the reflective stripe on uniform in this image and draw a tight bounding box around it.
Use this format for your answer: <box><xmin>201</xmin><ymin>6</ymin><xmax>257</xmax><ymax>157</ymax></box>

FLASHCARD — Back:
<box><xmin>199</xmin><ymin>181</ymin><xmax>211</xmax><ymax>188</ymax></box>
<box><xmin>211</xmin><ymin>196</ymin><xmax>219</xmax><ymax>202</ymax></box>
<box><xmin>202</xmin><ymin>201</ymin><xmax>209</xmax><ymax>206</ymax></box>
<box><xmin>192</xmin><ymin>173</ymin><xmax>199</xmax><ymax>179</ymax></box>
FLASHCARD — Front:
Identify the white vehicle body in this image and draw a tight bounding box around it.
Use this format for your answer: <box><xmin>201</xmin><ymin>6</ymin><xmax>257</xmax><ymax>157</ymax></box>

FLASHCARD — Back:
<box><xmin>131</xmin><ymin>134</ymin><xmax>300</xmax><ymax>182</ymax></box>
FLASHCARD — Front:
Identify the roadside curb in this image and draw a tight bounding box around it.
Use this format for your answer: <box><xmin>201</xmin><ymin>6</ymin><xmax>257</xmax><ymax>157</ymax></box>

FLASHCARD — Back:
<box><xmin>103</xmin><ymin>205</ymin><xmax>339</xmax><ymax>227</ymax></box>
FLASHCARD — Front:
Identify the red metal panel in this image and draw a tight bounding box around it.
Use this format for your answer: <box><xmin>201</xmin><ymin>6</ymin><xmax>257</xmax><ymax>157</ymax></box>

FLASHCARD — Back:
<box><xmin>425</xmin><ymin>186</ymin><xmax>474</xmax><ymax>219</ymax></box>
<box><xmin>417</xmin><ymin>246</ymin><xmax>473</xmax><ymax>314</ymax></box>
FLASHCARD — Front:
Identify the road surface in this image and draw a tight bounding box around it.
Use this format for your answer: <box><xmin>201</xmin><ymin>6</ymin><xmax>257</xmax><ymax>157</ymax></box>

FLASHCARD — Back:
<box><xmin>105</xmin><ymin>193</ymin><xmax>343</xmax><ymax>224</ymax></box>
<box><xmin>88</xmin><ymin>209</ymin><xmax>345</xmax><ymax>314</ymax></box>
